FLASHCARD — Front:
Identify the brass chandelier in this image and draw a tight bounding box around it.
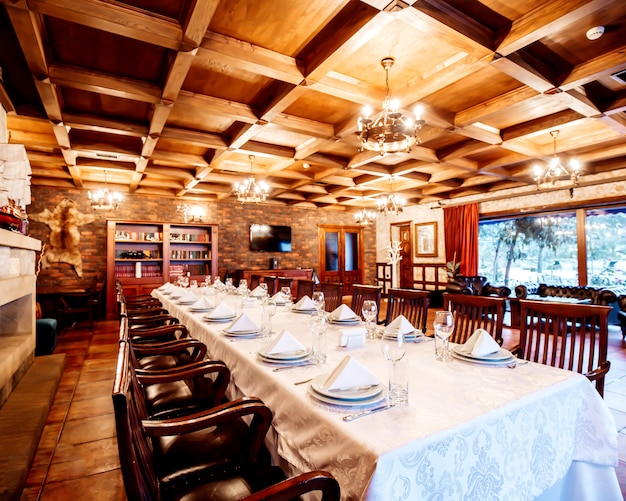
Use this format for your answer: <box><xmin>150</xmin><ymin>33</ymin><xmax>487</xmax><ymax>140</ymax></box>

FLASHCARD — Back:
<box><xmin>233</xmin><ymin>155</ymin><xmax>269</xmax><ymax>204</ymax></box>
<box><xmin>377</xmin><ymin>177</ymin><xmax>405</xmax><ymax>216</ymax></box>
<box><xmin>356</xmin><ymin>57</ymin><xmax>424</xmax><ymax>155</ymax></box>
<box><xmin>533</xmin><ymin>130</ymin><xmax>580</xmax><ymax>189</ymax></box>
<box><xmin>88</xmin><ymin>170</ymin><xmax>123</xmax><ymax>211</ymax></box>
<box><xmin>354</xmin><ymin>207</ymin><xmax>376</xmax><ymax>226</ymax></box>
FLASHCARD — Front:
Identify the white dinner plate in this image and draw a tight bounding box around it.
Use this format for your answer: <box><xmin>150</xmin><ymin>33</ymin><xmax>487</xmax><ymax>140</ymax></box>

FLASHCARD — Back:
<box><xmin>257</xmin><ymin>353</ymin><xmax>313</xmax><ymax>365</ymax></box>
<box><xmin>452</xmin><ymin>346</ymin><xmax>513</xmax><ymax>362</ymax></box>
<box><xmin>309</xmin><ymin>374</ymin><xmax>383</xmax><ymax>401</ymax></box>
<box><xmin>189</xmin><ymin>307</ymin><xmax>213</xmax><ymax>312</ymax></box>
<box><xmin>223</xmin><ymin>330</ymin><xmax>261</xmax><ymax>338</ymax></box>
<box><xmin>308</xmin><ymin>383</ymin><xmax>386</xmax><ymax>407</ymax></box>
<box><xmin>258</xmin><ymin>348</ymin><xmax>311</xmax><ymax>361</ymax></box>
<box><xmin>329</xmin><ymin>317</ymin><xmax>361</xmax><ymax>325</ymax></box>
<box><xmin>291</xmin><ymin>308</ymin><xmax>317</xmax><ymax>314</ymax></box>
<box><xmin>203</xmin><ymin>314</ymin><xmax>236</xmax><ymax>322</ymax></box>
<box><xmin>178</xmin><ymin>300</ymin><xmax>197</xmax><ymax>305</ymax></box>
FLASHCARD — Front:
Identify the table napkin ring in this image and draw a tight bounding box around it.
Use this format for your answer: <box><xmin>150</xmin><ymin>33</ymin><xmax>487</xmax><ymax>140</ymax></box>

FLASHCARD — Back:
<box><xmin>339</xmin><ymin>332</ymin><xmax>365</xmax><ymax>348</ymax></box>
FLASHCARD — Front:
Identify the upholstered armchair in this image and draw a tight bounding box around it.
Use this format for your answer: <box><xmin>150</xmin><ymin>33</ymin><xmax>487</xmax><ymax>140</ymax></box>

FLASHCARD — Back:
<box><xmin>446</xmin><ymin>275</ymin><xmax>511</xmax><ymax>298</ymax></box>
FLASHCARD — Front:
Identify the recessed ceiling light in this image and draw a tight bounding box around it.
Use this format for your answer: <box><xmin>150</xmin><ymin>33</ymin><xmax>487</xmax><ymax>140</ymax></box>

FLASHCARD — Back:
<box><xmin>586</xmin><ymin>26</ymin><xmax>604</xmax><ymax>40</ymax></box>
<box><xmin>303</xmin><ymin>163</ymin><xmax>310</xmax><ymax>169</ymax></box>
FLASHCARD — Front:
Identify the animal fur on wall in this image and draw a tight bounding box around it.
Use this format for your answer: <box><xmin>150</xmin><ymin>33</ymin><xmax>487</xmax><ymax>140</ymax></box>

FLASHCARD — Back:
<box><xmin>30</xmin><ymin>198</ymin><xmax>97</xmax><ymax>277</ymax></box>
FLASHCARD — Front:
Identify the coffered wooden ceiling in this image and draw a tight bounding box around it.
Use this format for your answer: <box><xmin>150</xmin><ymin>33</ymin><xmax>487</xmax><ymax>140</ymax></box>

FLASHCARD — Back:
<box><xmin>1</xmin><ymin>0</ymin><xmax>626</xmax><ymax>211</ymax></box>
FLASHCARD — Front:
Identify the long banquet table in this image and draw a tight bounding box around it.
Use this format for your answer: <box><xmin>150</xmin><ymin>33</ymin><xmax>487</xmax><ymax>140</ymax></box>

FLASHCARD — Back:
<box><xmin>153</xmin><ymin>288</ymin><xmax>622</xmax><ymax>501</ymax></box>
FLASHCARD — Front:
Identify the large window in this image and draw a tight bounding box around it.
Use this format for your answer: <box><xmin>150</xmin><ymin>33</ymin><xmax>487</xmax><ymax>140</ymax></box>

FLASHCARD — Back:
<box><xmin>478</xmin><ymin>207</ymin><xmax>626</xmax><ymax>287</ymax></box>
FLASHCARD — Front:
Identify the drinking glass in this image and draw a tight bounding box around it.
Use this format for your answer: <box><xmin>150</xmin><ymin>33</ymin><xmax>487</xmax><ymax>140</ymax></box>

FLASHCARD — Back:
<box><xmin>259</xmin><ymin>282</ymin><xmax>269</xmax><ymax>299</ymax></box>
<box><xmin>262</xmin><ymin>299</ymin><xmax>277</xmax><ymax>337</ymax></box>
<box><xmin>204</xmin><ymin>275</ymin><xmax>212</xmax><ymax>286</ymax></box>
<box><xmin>380</xmin><ymin>327</ymin><xmax>408</xmax><ymax>404</ymax></box>
<box><xmin>362</xmin><ymin>300</ymin><xmax>378</xmax><ymax>339</ymax></box>
<box><xmin>433</xmin><ymin>311</ymin><xmax>455</xmax><ymax>362</ymax></box>
<box><xmin>280</xmin><ymin>286</ymin><xmax>292</xmax><ymax>309</ymax></box>
<box><xmin>310</xmin><ymin>311</ymin><xmax>328</xmax><ymax>363</ymax></box>
<box><xmin>312</xmin><ymin>291</ymin><xmax>325</xmax><ymax>312</ymax></box>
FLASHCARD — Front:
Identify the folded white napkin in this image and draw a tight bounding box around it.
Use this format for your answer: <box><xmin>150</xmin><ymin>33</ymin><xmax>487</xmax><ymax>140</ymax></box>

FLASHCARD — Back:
<box><xmin>207</xmin><ymin>302</ymin><xmax>235</xmax><ymax>319</ymax></box>
<box><xmin>293</xmin><ymin>295</ymin><xmax>316</xmax><ymax>310</ymax></box>
<box><xmin>158</xmin><ymin>282</ymin><xmax>173</xmax><ymax>291</ymax></box>
<box><xmin>190</xmin><ymin>296</ymin><xmax>215</xmax><ymax>309</ymax></box>
<box><xmin>227</xmin><ymin>313</ymin><xmax>260</xmax><ymax>332</ymax></box>
<box><xmin>337</xmin><ymin>327</ymin><xmax>367</xmax><ymax>348</ymax></box>
<box><xmin>178</xmin><ymin>291</ymin><xmax>198</xmax><ymax>303</ymax></box>
<box><xmin>250</xmin><ymin>285</ymin><xmax>266</xmax><ymax>297</ymax></box>
<box><xmin>460</xmin><ymin>328</ymin><xmax>500</xmax><ymax>357</ymax></box>
<box><xmin>331</xmin><ymin>304</ymin><xmax>357</xmax><ymax>320</ymax></box>
<box><xmin>271</xmin><ymin>292</ymin><xmax>286</xmax><ymax>305</ymax></box>
<box><xmin>169</xmin><ymin>288</ymin><xmax>185</xmax><ymax>299</ymax></box>
<box><xmin>322</xmin><ymin>355</ymin><xmax>379</xmax><ymax>391</ymax></box>
<box><xmin>387</xmin><ymin>315</ymin><xmax>416</xmax><ymax>335</ymax></box>
<box><xmin>265</xmin><ymin>329</ymin><xmax>306</xmax><ymax>354</ymax></box>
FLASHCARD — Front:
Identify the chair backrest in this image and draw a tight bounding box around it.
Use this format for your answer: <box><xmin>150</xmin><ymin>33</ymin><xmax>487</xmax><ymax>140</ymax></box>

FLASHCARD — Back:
<box><xmin>351</xmin><ymin>285</ymin><xmax>382</xmax><ymax>322</ymax></box>
<box><xmin>263</xmin><ymin>276</ymin><xmax>278</xmax><ymax>295</ymax></box>
<box><xmin>294</xmin><ymin>279</ymin><xmax>315</xmax><ymax>301</ymax></box>
<box><xmin>249</xmin><ymin>274</ymin><xmax>262</xmax><ymax>290</ymax></box>
<box><xmin>519</xmin><ymin>300</ymin><xmax>611</xmax><ymax>396</ymax></box>
<box><xmin>277</xmin><ymin>276</ymin><xmax>294</xmax><ymax>292</ymax></box>
<box><xmin>443</xmin><ymin>294</ymin><xmax>506</xmax><ymax>345</ymax></box>
<box><xmin>112</xmin><ymin>342</ymin><xmax>161</xmax><ymax>501</ymax></box>
<box><xmin>385</xmin><ymin>289</ymin><xmax>430</xmax><ymax>333</ymax></box>
<box><xmin>243</xmin><ymin>471</ymin><xmax>341</xmax><ymax>501</ymax></box>
<box><xmin>320</xmin><ymin>282</ymin><xmax>343</xmax><ymax>312</ymax></box>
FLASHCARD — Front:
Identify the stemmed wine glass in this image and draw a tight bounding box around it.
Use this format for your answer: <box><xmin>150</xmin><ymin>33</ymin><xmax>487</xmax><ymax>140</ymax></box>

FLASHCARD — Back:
<box><xmin>433</xmin><ymin>311</ymin><xmax>455</xmax><ymax>362</ymax></box>
<box><xmin>312</xmin><ymin>291</ymin><xmax>325</xmax><ymax>312</ymax></box>
<box><xmin>259</xmin><ymin>282</ymin><xmax>269</xmax><ymax>299</ymax></box>
<box><xmin>362</xmin><ymin>300</ymin><xmax>378</xmax><ymax>339</ymax></box>
<box><xmin>262</xmin><ymin>299</ymin><xmax>277</xmax><ymax>337</ymax></box>
<box><xmin>280</xmin><ymin>286</ymin><xmax>292</xmax><ymax>309</ymax></box>
<box><xmin>380</xmin><ymin>327</ymin><xmax>407</xmax><ymax>404</ymax></box>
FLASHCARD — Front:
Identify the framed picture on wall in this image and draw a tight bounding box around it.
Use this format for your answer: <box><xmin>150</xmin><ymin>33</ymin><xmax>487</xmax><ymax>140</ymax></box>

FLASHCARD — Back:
<box><xmin>415</xmin><ymin>222</ymin><xmax>437</xmax><ymax>257</ymax></box>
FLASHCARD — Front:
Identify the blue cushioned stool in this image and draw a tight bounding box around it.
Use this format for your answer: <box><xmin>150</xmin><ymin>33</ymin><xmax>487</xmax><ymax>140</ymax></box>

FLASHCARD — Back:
<box><xmin>35</xmin><ymin>318</ymin><xmax>58</xmax><ymax>356</ymax></box>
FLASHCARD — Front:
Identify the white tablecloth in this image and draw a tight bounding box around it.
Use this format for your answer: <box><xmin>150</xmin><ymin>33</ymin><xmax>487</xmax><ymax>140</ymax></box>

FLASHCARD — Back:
<box><xmin>153</xmin><ymin>289</ymin><xmax>622</xmax><ymax>501</ymax></box>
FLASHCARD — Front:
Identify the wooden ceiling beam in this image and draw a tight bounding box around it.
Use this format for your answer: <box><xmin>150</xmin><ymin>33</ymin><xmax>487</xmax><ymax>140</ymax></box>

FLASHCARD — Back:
<box><xmin>496</xmin><ymin>0</ymin><xmax>612</xmax><ymax>56</ymax></box>
<box><xmin>199</xmin><ymin>32</ymin><xmax>304</xmax><ymax>85</ymax></box>
<box><xmin>62</xmin><ymin>113</ymin><xmax>148</xmax><ymax>137</ymax></box>
<box><xmin>502</xmin><ymin>110</ymin><xmax>585</xmax><ymax>142</ymax></box>
<box><xmin>176</xmin><ymin>91</ymin><xmax>258</xmax><ymax>123</ymax></box>
<box><xmin>455</xmin><ymin>86</ymin><xmax>538</xmax><ymax>127</ymax></box>
<box><xmin>28</xmin><ymin>0</ymin><xmax>185</xmax><ymax>50</ymax></box>
<box><xmin>160</xmin><ymin>126</ymin><xmax>228</xmax><ymax>149</ymax></box>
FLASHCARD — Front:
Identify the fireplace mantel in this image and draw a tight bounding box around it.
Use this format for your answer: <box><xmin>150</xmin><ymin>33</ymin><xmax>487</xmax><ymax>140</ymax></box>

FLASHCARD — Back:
<box><xmin>0</xmin><ymin>228</ymin><xmax>41</xmax><ymax>407</ymax></box>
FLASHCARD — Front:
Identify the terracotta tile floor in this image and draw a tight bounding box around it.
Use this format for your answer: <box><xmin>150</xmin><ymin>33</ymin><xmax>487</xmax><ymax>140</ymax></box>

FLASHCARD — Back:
<box><xmin>19</xmin><ymin>315</ymin><xmax>626</xmax><ymax>500</ymax></box>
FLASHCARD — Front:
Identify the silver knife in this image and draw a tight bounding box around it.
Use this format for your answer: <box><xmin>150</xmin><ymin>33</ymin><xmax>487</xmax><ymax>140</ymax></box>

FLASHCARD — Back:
<box><xmin>273</xmin><ymin>362</ymin><xmax>317</xmax><ymax>372</ymax></box>
<box><xmin>342</xmin><ymin>404</ymin><xmax>394</xmax><ymax>422</ymax></box>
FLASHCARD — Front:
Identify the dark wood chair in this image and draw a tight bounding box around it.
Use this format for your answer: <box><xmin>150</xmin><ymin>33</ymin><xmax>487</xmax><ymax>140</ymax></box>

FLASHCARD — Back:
<box><xmin>295</xmin><ymin>279</ymin><xmax>316</xmax><ymax>301</ymax></box>
<box><xmin>250</xmin><ymin>274</ymin><xmax>262</xmax><ymax>290</ymax></box>
<box><xmin>277</xmin><ymin>276</ymin><xmax>294</xmax><ymax>293</ymax></box>
<box><xmin>385</xmin><ymin>289</ymin><xmax>430</xmax><ymax>334</ymax></box>
<box><xmin>518</xmin><ymin>300</ymin><xmax>611</xmax><ymax>397</ymax></box>
<box><xmin>351</xmin><ymin>284</ymin><xmax>382</xmax><ymax>322</ymax></box>
<box><xmin>263</xmin><ymin>275</ymin><xmax>278</xmax><ymax>295</ymax></box>
<box><xmin>320</xmin><ymin>282</ymin><xmax>343</xmax><ymax>312</ymax></box>
<box><xmin>113</xmin><ymin>341</ymin><xmax>341</xmax><ymax>500</ymax></box>
<box><xmin>443</xmin><ymin>294</ymin><xmax>506</xmax><ymax>346</ymax></box>
<box><xmin>59</xmin><ymin>290</ymin><xmax>95</xmax><ymax>331</ymax></box>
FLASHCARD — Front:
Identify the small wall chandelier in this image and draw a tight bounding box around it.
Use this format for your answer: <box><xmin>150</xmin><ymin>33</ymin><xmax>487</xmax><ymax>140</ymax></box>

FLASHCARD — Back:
<box><xmin>354</xmin><ymin>207</ymin><xmax>376</xmax><ymax>225</ymax></box>
<box><xmin>533</xmin><ymin>130</ymin><xmax>580</xmax><ymax>190</ymax></box>
<box><xmin>88</xmin><ymin>170</ymin><xmax>122</xmax><ymax>210</ymax></box>
<box><xmin>356</xmin><ymin>57</ymin><xmax>424</xmax><ymax>155</ymax></box>
<box><xmin>233</xmin><ymin>155</ymin><xmax>269</xmax><ymax>204</ymax></box>
<box><xmin>377</xmin><ymin>177</ymin><xmax>405</xmax><ymax>216</ymax></box>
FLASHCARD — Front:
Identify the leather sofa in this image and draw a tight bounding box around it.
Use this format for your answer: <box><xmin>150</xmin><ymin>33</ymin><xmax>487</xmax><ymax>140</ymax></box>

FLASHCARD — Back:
<box><xmin>446</xmin><ymin>275</ymin><xmax>511</xmax><ymax>298</ymax></box>
<box><xmin>514</xmin><ymin>283</ymin><xmax>618</xmax><ymax>305</ymax></box>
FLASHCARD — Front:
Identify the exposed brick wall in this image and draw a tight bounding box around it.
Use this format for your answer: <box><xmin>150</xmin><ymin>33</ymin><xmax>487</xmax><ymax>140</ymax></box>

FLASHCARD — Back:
<box><xmin>28</xmin><ymin>187</ymin><xmax>377</xmax><ymax>290</ymax></box>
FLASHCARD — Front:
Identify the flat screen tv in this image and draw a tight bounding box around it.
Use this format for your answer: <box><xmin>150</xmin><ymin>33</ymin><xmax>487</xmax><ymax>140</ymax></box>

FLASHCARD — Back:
<box><xmin>249</xmin><ymin>224</ymin><xmax>292</xmax><ymax>252</ymax></box>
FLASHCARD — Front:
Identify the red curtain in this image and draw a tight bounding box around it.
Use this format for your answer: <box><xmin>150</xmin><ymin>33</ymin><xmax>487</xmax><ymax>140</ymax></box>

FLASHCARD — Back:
<box><xmin>443</xmin><ymin>204</ymin><xmax>478</xmax><ymax>276</ymax></box>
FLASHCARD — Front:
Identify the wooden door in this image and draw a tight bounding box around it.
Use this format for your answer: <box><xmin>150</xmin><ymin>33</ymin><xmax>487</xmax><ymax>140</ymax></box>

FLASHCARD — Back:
<box><xmin>318</xmin><ymin>225</ymin><xmax>364</xmax><ymax>296</ymax></box>
<box><xmin>399</xmin><ymin>224</ymin><xmax>412</xmax><ymax>289</ymax></box>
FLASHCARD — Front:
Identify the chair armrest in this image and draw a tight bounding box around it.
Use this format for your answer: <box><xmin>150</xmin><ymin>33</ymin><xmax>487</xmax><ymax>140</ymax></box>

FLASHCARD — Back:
<box><xmin>132</xmin><ymin>338</ymin><xmax>207</xmax><ymax>363</ymax></box>
<box><xmin>585</xmin><ymin>360</ymin><xmax>611</xmax><ymax>382</ymax></box>
<box><xmin>509</xmin><ymin>344</ymin><xmax>521</xmax><ymax>357</ymax></box>
<box><xmin>129</xmin><ymin>323</ymin><xmax>188</xmax><ymax>343</ymax></box>
<box><xmin>136</xmin><ymin>360</ymin><xmax>230</xmax><ymax>408</ymax></box>
<box><xmin>142</xmin><ymin>397</ymin><xmax>273</xmax><ymax>465</ymax></box>
<box><xmin>242</xmin><ymin>470</ymin><xmax>340</xmax><ymax>501</ymax></box>
<box><xmin>129</xmin><ymin>315</ymin><xmax>180</xmax><ymax>330</ymax></box>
